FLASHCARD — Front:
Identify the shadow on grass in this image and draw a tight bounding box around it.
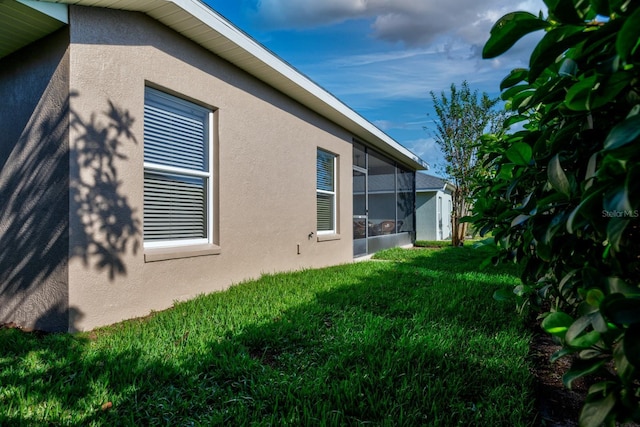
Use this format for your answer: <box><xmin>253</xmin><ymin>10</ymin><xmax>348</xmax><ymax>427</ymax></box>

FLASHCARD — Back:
<box><xmin>0</xmin><ymin>246</ymin><xmax>534</xmax><ymax>426</ymax></box>
<box><xmin>236</xmin><ymin>247</ymin><xmax>531</xmax><ymax>425</ymax></box>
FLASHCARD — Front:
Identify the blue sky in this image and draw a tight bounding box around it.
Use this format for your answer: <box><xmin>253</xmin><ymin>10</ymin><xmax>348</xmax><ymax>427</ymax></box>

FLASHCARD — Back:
<box><xmin>204</xmin><ymin>0</ymin><xmax>546</xmax><ymax>176</ymax></box>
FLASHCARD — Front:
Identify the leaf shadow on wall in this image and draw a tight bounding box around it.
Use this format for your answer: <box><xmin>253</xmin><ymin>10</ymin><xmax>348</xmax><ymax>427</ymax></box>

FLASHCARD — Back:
<box><xmin>69</xmin><ymin>96</ymin><xmax>140</xmax><ymax>281</ymax></box>
<box><xmin>0</xmin><ymin>90</ymin><xmax>140</xmax><ymax>331</ymax></box>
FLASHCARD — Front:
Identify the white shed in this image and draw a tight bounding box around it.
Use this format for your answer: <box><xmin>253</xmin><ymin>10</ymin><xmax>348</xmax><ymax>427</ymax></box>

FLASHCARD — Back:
<box><xmin>415</xmin><ymin>173</ymin><xmax>455</xmax><ymax>241</ymax></box>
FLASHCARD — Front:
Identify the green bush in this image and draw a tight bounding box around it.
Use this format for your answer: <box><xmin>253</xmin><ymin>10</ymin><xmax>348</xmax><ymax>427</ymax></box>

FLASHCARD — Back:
<box><xmin>471</xmin><ymin>1</ymin><xmax>640</xmax><ymax>426</ymax></box>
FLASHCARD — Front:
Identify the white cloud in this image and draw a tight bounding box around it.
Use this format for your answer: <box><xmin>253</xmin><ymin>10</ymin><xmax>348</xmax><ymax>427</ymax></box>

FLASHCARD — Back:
<box><xmin>247</xmin><ymin>0</ymin><xmax>547</xmax><ymax>166</ymax></box>
<box><xmin>303</xmin><ymin>41</ymin><xmax>525</xmax><ymax>111</ymax></box>
<box><xmin>254</xmin><ymin>0</ymin><xmax>546</xmax><ymax>50</ymax></box>
<box><xmin>253</xmin><ymin>0</ymin><xmax>546</xmax><ymax>108</ymax></box>
<box><xmin>373</xmin><ymin>119</ymin><xmax>402</xmax><ymax>130</ymax></box>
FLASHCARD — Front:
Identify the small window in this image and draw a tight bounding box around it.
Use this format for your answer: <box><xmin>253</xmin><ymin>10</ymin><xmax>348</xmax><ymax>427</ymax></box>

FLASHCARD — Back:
<box><xmin>317</xmin><ymin>149</ymin><xmax>337</xmax><ymax>234</ymax></box>
<box><xmin>143</xmin><ymin>87</ymin><xmax>213</xmax><ymax>248</ymax></box>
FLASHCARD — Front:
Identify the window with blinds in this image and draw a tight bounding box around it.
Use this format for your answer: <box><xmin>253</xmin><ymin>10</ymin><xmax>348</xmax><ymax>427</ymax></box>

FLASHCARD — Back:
<box><xmin>143</xmin><ymin>87</ymin><xmax>212</xmax><ymax>247</ymax></box>
<box><xmin>317</xmin><ymin>149</ymin><xmax>337</xmax><ymax>234</ymax></box>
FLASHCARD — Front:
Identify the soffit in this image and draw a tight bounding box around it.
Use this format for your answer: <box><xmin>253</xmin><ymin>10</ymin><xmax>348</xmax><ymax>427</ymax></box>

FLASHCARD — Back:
<box><xmin>18</xmin><ymin>0</ymin><xmax>429</xmax><ymax>170</ymax></box>
<box><xmin>0</xmin><ymin>0</ymin><xmax>67</xmax><ymax>59</ymax></box>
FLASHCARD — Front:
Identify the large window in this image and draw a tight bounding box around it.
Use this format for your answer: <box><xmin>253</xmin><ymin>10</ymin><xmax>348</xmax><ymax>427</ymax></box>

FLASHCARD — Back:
<box><xmin>317</xmin><ymin>149</ymin><xmax>337</xmax><ymax>234</ymax></box>
<box><xmin>143</xmin><ymin>87</ymin><xmax>213</xmax><ymax>247</ymax></box>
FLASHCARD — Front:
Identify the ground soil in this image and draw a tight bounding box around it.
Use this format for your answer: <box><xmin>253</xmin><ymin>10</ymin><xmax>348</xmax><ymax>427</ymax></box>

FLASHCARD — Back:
<box><xmin>529</xmin><ymin>325</ymin><xmax>640</xmax><ymax>427</ymax></box>
<box><xmin>529</xmin><ymin>326</ymin><xmax>585</xmax><ymax>426</ymax></box>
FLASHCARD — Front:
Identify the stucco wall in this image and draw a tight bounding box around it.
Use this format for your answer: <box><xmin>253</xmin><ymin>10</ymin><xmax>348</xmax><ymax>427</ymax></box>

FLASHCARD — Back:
<box><xmin>66</xmin><ymin>6</ymin><xmax>354</xmax><ymax>331</ymax></box>
<box><xmin>442</xmin><ymin>194</ymin><xmax>453</xmax><ymax>240</ymax></box>
<box><xmin>416</xmin><ymin>191</ymin><xmax>452</xmax><ymax>241</ymax></box>
<box><xmin>0</xmin><ymin>29</ymin><xmax>71</xmax><ymax>331</ymax></box>
<box><xmin>416</xmin><ymin>192</ymin><xmax>436</xmax><ymax>241</ymax></box>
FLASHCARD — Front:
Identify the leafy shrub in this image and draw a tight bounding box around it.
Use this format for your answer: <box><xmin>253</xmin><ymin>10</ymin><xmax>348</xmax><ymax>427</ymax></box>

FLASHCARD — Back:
<box><xmin>471</xmin><ymin>1</ymin><xmax>640</xmax><ymax>426</ymax></box>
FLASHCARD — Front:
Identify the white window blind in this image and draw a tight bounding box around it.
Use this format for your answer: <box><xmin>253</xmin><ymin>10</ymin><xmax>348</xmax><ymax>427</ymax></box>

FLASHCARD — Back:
<box><xmin>143</xmin><ymin>87</ymin><xmax>212</xmax><ymax>246</ymax></box>
<box><xmin>317</xmin><ymin>149</ymin><xmax>336</xmax><ymax>234</ymax></box>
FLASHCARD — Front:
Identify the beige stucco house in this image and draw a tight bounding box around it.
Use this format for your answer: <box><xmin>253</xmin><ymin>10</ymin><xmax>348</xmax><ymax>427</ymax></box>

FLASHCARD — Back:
<box><xmin>0</xmin><ymin>0</ymin><xmax>427</xmax><ymax>332</ymax></box>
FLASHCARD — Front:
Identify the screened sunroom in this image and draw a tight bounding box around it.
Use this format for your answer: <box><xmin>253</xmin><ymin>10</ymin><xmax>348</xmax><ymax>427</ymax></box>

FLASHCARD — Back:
<box><xmin>352</xmin><ymin>141</ymin><xmax>416</xmax><ymax>257</ymax></box>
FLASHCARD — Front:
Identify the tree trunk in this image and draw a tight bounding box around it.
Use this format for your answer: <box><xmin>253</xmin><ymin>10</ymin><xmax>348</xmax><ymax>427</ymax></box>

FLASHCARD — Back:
<box><xmin>451</xmin><ymin>215</ymin><xmax>460</xmax><ymax>246</ymax></box>
<box><xmin>451</xmin><ymin>188</ymin><xmax>466</xmax><ymax>247</ymax></box>
<box><xmin>451</xmin><ymin>215</ymin><xmax>465</xmax><ymax>247</ymax></box>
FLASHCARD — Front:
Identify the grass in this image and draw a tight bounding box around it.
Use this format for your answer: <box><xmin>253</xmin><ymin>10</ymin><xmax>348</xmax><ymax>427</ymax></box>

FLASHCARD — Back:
<box><xmin>0</xmin><ymin>245</ymin><xmax>535</xmax><ymax>426</ymax></box>
<box><xmin>413</xmin><ymin>240</ymin><xmax>454</xmax><ymax>248</ymax></box>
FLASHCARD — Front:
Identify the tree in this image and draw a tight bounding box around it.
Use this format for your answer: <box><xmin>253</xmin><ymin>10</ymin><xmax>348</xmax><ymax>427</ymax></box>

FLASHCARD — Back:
<box><xmin>472</xmin><ymin>2</ymin><xmax>640</xmax><ymax>425</ymax></box>
<box><xmin>428</xmin><ymin>82</ymin><xmax>503</xmax><ymax>246</ymax></box>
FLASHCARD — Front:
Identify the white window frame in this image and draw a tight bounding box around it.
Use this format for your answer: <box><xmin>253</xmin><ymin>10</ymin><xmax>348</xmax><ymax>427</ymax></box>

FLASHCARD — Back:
<box><xmin>317</xmin><ymin>149</ymin><xmax>337</xmax><ymax>235</ymax></box>
<box><xmin>143</xmin><ymin>87</ymin><xmax>214</xmax><ymax>249</ymax></box>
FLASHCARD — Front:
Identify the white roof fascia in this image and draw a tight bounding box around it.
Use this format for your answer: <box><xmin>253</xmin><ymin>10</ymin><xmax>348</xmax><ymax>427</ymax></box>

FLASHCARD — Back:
<box><xmin>18</xmin><ymin>0</ymin><xmax>68</xmax><ymax>23</ymax></box>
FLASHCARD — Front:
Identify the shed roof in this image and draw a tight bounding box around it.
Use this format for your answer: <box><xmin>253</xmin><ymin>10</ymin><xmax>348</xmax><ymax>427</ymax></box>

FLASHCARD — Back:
<box><xmin>0</xmin><ymin>0</ymin><xmax>429</xmax><ymax>171</ymax></box>
<box><xmin>416</xmin><ymin>173</ymin><xmax>454</xmax><ymax>193</ymax></box>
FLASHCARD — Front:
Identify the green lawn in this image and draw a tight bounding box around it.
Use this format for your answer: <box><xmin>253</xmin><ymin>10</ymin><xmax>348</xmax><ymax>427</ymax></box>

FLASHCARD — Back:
<box><xmin>0</xmin><ymin>245</ymin><xmax>535</xmax><ymax>426</ymax></box>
